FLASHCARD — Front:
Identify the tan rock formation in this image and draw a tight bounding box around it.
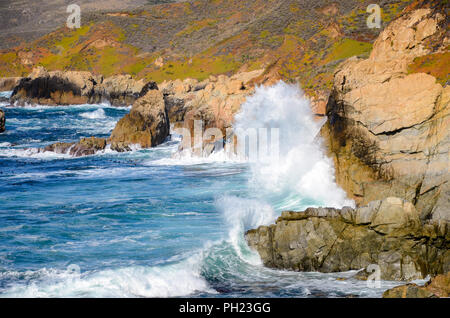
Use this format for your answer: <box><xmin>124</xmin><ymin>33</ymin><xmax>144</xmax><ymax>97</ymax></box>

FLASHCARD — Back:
<box><xmin>245</xmin><ymin>197</ymin><xmax>449</xmax><ymax>281</ymax></box>
<box><xmin>0</xmin><ymin>77</ymin><xmax>22</xmax><ymax>91</ymax></box>
<box><xmin>42</xmin><ymin>137</ymin><xmax>107</xmax><ymax>157</ymax></box>
<box><xmin>320</xmin><ymin>6</ymin><xmax>449</xmax><ymax>221</ymax></box>
<box><xmin>110</xmin><ymin>89</ymin><xmax>169</xmax><ymax>152</ymax></box>
<box><xmin>160</xmin><ymin>69</ymin><xmax>264</xmax><ymax>155</ymax></box>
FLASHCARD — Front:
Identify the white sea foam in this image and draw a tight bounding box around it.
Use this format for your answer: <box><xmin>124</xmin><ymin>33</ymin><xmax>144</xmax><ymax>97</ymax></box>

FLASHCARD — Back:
<box><xmin>0</xmin><ymin>147</ymin><xmax>71</xmax><ymax>159</ymax></box>
<box><xmin>234</xmin><ymin>82</ymin><xmax>354</xmax><ymax>210</ymax></box>
<box><xmin>0</xmin><ymin>256</ymin><xmax>215</xmax><ymax>298</ymax></box>
<box><xmin>216</xmin><ymin>196</ymin><xmax>276</xmax><ymax>266</ymax></box>
<box><xmin>80</xmin><ymin>108</ymin><xmax>106</xmax><ymax>119</ymax></box>
<box><xmin>0</xmin><ymin>91</ymin><xmax>12</xmax><ymax>99</ymax></box>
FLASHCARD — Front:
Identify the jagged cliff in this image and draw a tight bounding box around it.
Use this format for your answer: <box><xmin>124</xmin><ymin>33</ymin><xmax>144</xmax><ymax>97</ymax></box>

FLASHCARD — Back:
<box><xmin>320</xmin><ymin>2</ymin><xmax>449</xmax><ymax>221</ymax></box>
<box><xmin>246</xmin><ymin>198</ymin><xmax>449</xmax><ymax>281</ymax></box>
<box><xmin>246</xmin><ymin>0</ymin><xmax>449</xmax><ymax>286</ymax></box>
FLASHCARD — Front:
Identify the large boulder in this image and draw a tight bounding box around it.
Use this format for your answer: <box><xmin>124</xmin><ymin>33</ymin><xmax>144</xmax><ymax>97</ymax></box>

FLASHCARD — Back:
<box><xmin>10</xmin><ymin>67</ymin><xmax>153</xmax><ymax>106</ymax></box>
<box><xmin>0</xmin><ymin>109</ymin><xmax>5</xmax><ymax>133</ymax></box>
<box><xmin>245</xmin><ymin>197</ymin><xmax>449</xmax><ymax>281</ymax></box>
<box><xmin>320</xmin><ymin>6</ymin><xmax>449</xmax><ymax>221</ymax></box>
<box><xmin>109</xmin><ymin>89</ymin><xmax>169</xmax><ymax>152</ymax></box>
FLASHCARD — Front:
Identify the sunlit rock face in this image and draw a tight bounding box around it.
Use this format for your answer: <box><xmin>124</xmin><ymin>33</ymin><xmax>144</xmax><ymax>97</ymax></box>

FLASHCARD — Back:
<box><xmin>320</xmin><ymin>6</ymin><xmax>449</xmax><ymax>221</ymax></box>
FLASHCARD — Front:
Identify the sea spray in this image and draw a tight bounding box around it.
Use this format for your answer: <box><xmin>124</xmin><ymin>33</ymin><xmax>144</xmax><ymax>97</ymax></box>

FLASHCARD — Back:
<box><xmin>233</xmin><ymin>81</ymin><xmax>354</xmax><ymax>211</ymax></box>
<box><xmin>216</xmin><ymin>196</ymin><xmax>276</xmax><ymax>265</ymax></box>
<box><xmin>80</xmin><ymin>108</ymin><xmax>106</xmax><ymax>119</ymax></box>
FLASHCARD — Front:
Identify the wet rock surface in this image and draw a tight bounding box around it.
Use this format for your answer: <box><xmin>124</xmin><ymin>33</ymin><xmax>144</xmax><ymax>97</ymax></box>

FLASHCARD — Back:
<box><xmin>246</xmin><ymin>197</ymin><xmax>449</xmax><ymax>281</ymax></box>
<box><xmin>383</xmin><ymin>272</ymin><xmax>450</xmax><ymax>298</ymax></box>
<box><xmin>41</xmin><ymin>137</ymin><xmax>107</xmax><ymax>157</ymax></box>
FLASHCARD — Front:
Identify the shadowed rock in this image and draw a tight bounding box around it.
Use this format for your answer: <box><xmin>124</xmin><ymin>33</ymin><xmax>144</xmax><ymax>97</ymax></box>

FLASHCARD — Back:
<box><xmin>10</xmin><ymin>67</ymin><xmax>156</xmax><ymax>106</ymax></box>
<box><xmin>0</xmin><ymin>109</ymin><xmax>5</xmax><ymax>133</ymax></box>
<box><xmin>246</xmin><ymin>197</ymin><xmax>449</xmax><ymax>281</ymax></box>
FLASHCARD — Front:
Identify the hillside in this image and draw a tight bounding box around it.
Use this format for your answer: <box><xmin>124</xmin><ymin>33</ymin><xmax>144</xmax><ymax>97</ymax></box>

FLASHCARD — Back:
<box><xmin>0</xmin><ymin>0</ymin><xmax>417</xmax><ymax>98</ymax></box>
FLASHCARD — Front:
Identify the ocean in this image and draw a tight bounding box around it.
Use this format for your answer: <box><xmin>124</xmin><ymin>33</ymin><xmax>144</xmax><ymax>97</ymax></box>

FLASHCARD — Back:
<box><xmin>0</xmin><ymin>84</ymin><xmax>402</xmax><ymax>297</ymax></box>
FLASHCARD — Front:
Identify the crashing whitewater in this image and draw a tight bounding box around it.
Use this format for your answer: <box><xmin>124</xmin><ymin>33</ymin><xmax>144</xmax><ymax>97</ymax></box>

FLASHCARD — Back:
<box><xmin>0</xmin><ymin>82</ymin><xmax>378</xmax><ymax>298</ymax></box>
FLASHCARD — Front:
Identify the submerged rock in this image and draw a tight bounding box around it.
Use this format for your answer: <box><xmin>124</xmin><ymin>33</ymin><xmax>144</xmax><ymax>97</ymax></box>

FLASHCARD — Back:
<box><xmin>245</xmin><ymin>197</ymin><xmax>449</xmax><ymax>281</ymax></box>
<box><xmin>110</xmin><ymin>90</ymin><xmax>169</xmax><ymax>152</ymax></box>
<box><xmin>0</xmin><ymin>109</ymin><xmax>5</xmax><ymax>133</ymax></box>
<box><xmin>383</xmin><ymin>273</ymin><xmax>450</xmax><ymax>298</ymax></box>
<box><xmin>42</xmin><ymin>137</ymin><xmax>107</xmax><ymax>157</ymax></box>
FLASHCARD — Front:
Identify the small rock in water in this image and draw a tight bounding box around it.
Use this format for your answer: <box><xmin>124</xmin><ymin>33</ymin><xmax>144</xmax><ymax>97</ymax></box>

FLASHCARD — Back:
<box><xmin>0</xmin><ymin>109</ymin><xmax>5</xmax><ymax>133</ymax></box>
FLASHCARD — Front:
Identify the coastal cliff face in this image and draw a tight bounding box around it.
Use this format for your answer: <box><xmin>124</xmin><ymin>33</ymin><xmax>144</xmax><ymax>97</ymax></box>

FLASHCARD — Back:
<box><xmin>246</xmin><ymin>2</ymin><xmax>449</xmax><ymax>287</ymax></box>
<box><xmin>10</xmin><ymin>67</ymin><xmax>152</xmax><ymax>106</ymax></box>
<box><xmin>320</xmin><ymin>4</ymin><xmax>449</xmax><ymax>221</ymax></box>
<box><xmin>246</xmin><ymin>197</ymin><xmax>449</xmax><ymax>281</ymax></box>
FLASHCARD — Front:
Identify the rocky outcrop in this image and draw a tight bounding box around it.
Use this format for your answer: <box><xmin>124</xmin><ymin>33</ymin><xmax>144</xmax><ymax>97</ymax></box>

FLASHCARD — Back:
<box><xmin>0</xmin><ymin>109</ymin><xmax>5</xmax><ymax>133</ymax></box>
<box><xmin>0</xmin><ymin>77</ymin><xmax>22</xmax><ymax>91</ymax></box>
<box><xmin>383</xmin><ymin>272</ymin><xmax>450</xmax><ymax>298</ymax></box>
<box><xmin>97</xmin><ymin>74</ymin><xmax>153</xmax><ymax>106</ymax></box>
<box><xmin>246</xmin><ymin>197</ymin><xmax>449</xmax><ymax>281</ymax></box>
<box><xmin>320</xmin><ymin>5</ymin><xmax>449</xmax><ymax>221</ymax></box>
<box><xmin>41</xmin><ymin>137</ymin><xmax>107</xmax><ymax>157</ymax></box>
<box><xmin>160</xmin><ymin>69</ymin><xmax>264</xmax><ymax>155</ymax></box>
<box><xmin>110</xmin><ymin>89</ymin><xmax>169</xmax><ymax>152</ymax></box>
<box><xmin>10</xmin><ymin>67</ymin><xmax>154</xmax><ymax>106</ymax></box>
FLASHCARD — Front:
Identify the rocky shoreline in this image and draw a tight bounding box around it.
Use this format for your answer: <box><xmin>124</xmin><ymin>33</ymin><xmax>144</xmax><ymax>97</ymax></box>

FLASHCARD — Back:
<box><xmin>0</xmin><ymin>0</ymin><xmax>447</xmax><ymax>298</ymax></box>
<box><xmin>245</xmin><ymin>2</ymin><xmax>449</xmax><ymax>296</ymax></box>
<box><xmin>3</xmin><ymin>67</ymin><xmax>265</xmax><ymax>156</ymax></box>
<box><xmin>9</xmin><ymin>67</ymin><xmax>153</xmax><ymax>107</ymax></box>
<box><xmin>246</xmin><ymin>197</ymin><xmax>449</xmax><ymax>281</ymax></box>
